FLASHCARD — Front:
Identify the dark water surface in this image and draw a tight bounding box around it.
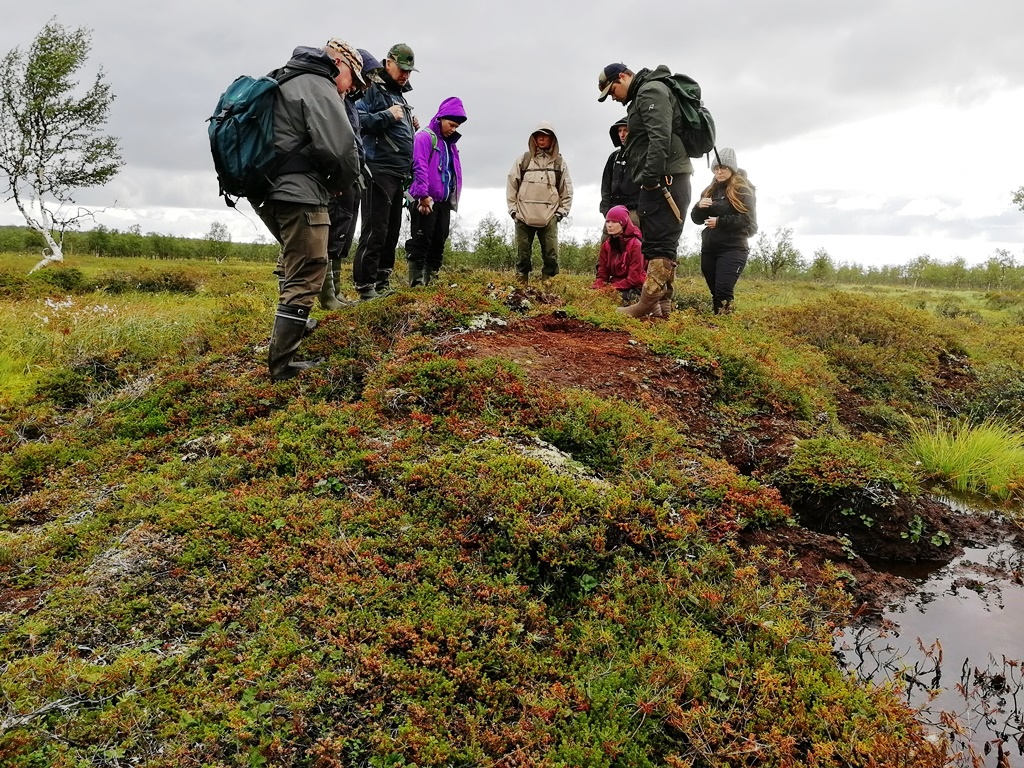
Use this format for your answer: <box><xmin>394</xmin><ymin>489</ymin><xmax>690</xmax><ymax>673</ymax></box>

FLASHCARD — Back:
<box><xmin>836</xmin><ymin>540</ymin><xmax>1024</xmax><ymax>765</ymax></box>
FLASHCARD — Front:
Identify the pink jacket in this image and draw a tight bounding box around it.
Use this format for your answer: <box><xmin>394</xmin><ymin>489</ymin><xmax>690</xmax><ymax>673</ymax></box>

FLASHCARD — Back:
<box><xmin>592</xmin><ymin>205</ymin><xmax>646</xmax><ymax>290</ymax></box>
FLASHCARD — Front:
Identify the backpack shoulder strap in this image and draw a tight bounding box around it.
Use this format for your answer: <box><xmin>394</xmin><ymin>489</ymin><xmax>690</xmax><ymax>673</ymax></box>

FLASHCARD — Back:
<box><xmin>518</xmin><ymin>152</ymin><xmax>563</xmax><ymax>187</ymax></box>
<box><xmin>519</xmin><ymin>152</ymin><xmax>531</xmax><ymax>179</ymax></box>
<box><xmin>424</xmin><ymin>127</ymin><xmax>438</xmax><ymax>152</ymax></box>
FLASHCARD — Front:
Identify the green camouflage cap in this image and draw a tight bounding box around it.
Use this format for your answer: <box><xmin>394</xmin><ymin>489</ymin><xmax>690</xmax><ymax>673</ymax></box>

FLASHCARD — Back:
<box><xmin>387</xmin><ymin>43</ymin><xmax>418</xmax><ymax>72</ymax></box>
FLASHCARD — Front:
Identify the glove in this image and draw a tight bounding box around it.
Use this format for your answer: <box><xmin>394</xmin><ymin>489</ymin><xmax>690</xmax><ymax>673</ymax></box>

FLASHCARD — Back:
<box><xmin>509</xmin><ymin>210</ymin><xmax>517</xmax><ymax>220</ymax></box>
<box><xmin>555</xmin><ymin>212</ymin><xmax>565</xmax><ymax>222</ymax></box>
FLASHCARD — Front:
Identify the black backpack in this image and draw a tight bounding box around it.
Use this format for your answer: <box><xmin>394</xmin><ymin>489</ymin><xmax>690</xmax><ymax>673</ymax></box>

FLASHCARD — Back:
<box><xmin>649</xmin><ymin>71</ymin><xmax>717</xmax><ymax>161</ymax></box>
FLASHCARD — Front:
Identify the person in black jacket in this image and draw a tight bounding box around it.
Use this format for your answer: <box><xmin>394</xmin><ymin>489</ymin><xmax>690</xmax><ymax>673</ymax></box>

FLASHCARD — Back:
<box><xmin>690</xmin><ymin>147</ymin><xmax>757</xmax><ymax>314</ymax></box>
<box><xmin>352</xmin><ymin>43</ymin><xmax>418</xmax><ymax>300</ymax></box>
<box><xmin>599</xmin><ymin>118</ymin><xmax>640</xmax><ymax>224</ymax></box>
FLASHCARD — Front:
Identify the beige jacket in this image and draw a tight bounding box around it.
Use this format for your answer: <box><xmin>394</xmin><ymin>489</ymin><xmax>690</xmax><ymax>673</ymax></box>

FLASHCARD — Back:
<box><xmin>506</xmin><ymin>121</ymin><xmax>573</xmax><ymax>227</ymax></box>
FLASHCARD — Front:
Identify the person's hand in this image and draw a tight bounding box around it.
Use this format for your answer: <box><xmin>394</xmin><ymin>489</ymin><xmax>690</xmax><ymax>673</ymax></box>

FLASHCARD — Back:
<box><xmin>698</xmin><ymin>196</ymin><xmax>713</xmax><ymax>208</ymax></box>
<box><xmin>555</xmin><ymin>212</ymin><xmax>565</xmax><ymax>222</ymax></box>
<box><xmin>704</xmin><ymin>217</ymin><xmax>718</xmax><ymax>229</ymax></box>
<box><xmin>590</xmin><ymin>279</ymin><xmax>606</xmax><ymax>290</ymax></box>
<box><xmin>387</xmin><ymin>104</ymin><xmax>403</xmax><ymax>120</ymax></box>
<box><xmin>509</xmin><ymin>210</ymin><xmax>517</xmax><ymax>220</ymax></box>
<box><xmin>417</xmin><ymin>196</ymin><xmax>433</xmax><ymax>215</ymax></box>
<box><xmin>412</xmin><ymin>115</ymin><xmax>420</xmax><ymax>130</ymax></box>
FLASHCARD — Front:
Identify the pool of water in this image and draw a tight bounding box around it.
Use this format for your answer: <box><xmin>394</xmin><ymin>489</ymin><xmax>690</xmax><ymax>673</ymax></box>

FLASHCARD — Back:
<box><xmin>835</xmin><ymin>541</ymin><xmax>1024</xmax><ymax>766</ymax></box>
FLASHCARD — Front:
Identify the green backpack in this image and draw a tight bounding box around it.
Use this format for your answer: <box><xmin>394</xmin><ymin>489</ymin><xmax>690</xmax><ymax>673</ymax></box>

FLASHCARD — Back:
<box><xmin>649</xmin><ymin>71</ymin><xmax>718</xmax><ymax>161</ymax></box>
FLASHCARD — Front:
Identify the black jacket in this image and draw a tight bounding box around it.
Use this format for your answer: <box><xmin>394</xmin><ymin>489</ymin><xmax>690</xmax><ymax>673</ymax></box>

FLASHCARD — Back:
<box><xmin>356</xmin><ymin>70</ymin><xmax>415</xmax><ymax>179</ymax></box>
<box><xmin>600</xmin><ymin>118</ymin><xmax>640</xmax><ymax>215</ymax></box>
<box><xmin>690</xmin><ymin>178</ymin><xmax>758</xmax><ymax>254</ymax></box>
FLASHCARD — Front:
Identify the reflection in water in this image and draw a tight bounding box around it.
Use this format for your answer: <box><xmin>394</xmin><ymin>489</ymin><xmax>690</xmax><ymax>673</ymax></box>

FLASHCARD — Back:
<box><xmin>836</xmin><ymin>544</ymin><xmax>1024</xmax><ymax>767</ymax></box>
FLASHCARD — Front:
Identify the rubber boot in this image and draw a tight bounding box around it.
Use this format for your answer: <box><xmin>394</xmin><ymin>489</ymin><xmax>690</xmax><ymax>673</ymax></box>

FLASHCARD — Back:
<box><xmin>617</xmin><ymin>288</ymin><xmax>663</xmax><ymax>318</ymax></box>
<box><xmin>318</xmin><ymin>270</ymin><xmax>344</xmax><ymax>310</ymax></box>
<box><xmin>331</xmin><ymin>258</ymin><xmax>345</xmax><ymax>302</ymax></box>
<box><xmin>357</xmin><ymin>284</ymin><xmax>379</xmax><ymax>301</ymax></box>
<box><xmin>408</xmin><ymin>263</ymin><xmax>425</xmax><ymax>288</ymax></box>
<box><xmin>425</xmin><ymin>269</ymin><xmax>438</xmax><ymax>287</ymax></box>
<box><xmin>269</xmin><ymin>304</ymin><xmax>323</xmax><ymax>382</ymax></box>
<box><xmin>375</xmin><ymin>269</ymin><xmax>394</xmax><ymax>297</ymax></box>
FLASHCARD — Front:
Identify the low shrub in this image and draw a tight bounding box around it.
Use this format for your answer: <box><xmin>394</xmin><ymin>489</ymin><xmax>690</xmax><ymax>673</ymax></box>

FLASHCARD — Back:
<box><xmin>773</xmin><ymin>292</ymin><xmax>965</xmax><ymax>405</ymax></box>
<box><xmin>769</xmin><ymin>436</ymin><xmax>920</xmax><ymax>529</ymax></box>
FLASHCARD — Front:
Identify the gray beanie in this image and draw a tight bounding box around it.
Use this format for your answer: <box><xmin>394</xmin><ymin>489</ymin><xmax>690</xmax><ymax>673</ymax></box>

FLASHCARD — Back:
<box><xmin>712</xmin><ymin>147</ymin><xmax>738</xmax><ymax>173</ymax></box>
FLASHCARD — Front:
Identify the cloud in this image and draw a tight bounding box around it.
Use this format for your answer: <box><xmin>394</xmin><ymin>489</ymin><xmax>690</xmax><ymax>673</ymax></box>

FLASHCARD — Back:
<box><xmin>2</xmin><ymin>1</ymin><xmax>1023</xmax><ymax>267</ymax></box>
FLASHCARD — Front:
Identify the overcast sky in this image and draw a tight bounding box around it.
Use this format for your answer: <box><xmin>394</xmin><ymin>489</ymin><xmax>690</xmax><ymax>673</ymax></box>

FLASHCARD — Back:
<box><xmin>3</xmin><ymin>0</ymin><xmax>1023</xmax><ymax>267</ymax></box>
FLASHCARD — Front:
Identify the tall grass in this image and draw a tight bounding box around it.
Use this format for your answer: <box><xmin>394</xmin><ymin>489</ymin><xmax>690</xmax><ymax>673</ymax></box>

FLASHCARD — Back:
<box><xmin>907</xmin><ymin>417</ymin><xmax>1024</xmax><ymax>503</ymax></box>
<box><xmin>0</xmin><ymin>289</ymin><xmax>267</xmax><ymax>406</ymax></box>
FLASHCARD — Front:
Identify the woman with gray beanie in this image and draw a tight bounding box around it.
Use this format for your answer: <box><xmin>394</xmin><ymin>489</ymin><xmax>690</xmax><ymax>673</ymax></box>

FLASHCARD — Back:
<box><xmin>690</xmin><ymin>147</ymin><xmax>757</xmax><ymax>314</ymax></box>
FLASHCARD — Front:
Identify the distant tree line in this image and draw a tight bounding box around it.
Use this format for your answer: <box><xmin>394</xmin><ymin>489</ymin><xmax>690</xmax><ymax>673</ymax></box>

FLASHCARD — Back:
<box><xmin>0</xmin><ymin>223</ymin><xmax>278</xmax><ymax>262</ymax></box>
<box><xmin>2</xmin><ymin>220</ymin><xmax>1023</xmax><ymax>290</ymax></box>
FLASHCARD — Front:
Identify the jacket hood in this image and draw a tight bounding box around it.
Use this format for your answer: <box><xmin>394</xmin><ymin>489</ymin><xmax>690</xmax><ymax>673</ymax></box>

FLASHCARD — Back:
<box><xmin>626</xmin><ymin>64</ymin><xmax>671</xmax><ymax>103</ymax></box>
<box><xmin>428</xmin><ymin>96</ymin><xmax>467</xmax><ymax>140</ymax></box>
<box><xmin>605</xmin><ymin>205</ymin><xmax>641</xmax><ymax>240</ymax></box>
<box><xmin>608</xmin><ymin>117</ymin><xmax>627</xmax><ymax>147</ymax></box>
<box><xmin>528</xmin><ymin>120</ymin><xmax>560</xmax><ymax>157</ymax></box>
<box><xmin>285</xmin><ymin>46</ymin><xmax>339</xmax><ymax>79</ymax></box>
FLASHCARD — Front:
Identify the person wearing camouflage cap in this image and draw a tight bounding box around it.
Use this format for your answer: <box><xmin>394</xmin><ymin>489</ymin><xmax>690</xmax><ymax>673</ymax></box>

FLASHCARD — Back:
<box><xmin>313</xmin><ymin>38</ymin><xmax>366</xmax><ymax>309</ymax></box>
<box><xmin>254</xmin><ymin>44</ymin><xmax>360</xmax><ymax>381</ymax></box>
<box><xmin>352</xmin><ymin>43</ymin><xmax>419</xmax><ymax>300</ymax></box>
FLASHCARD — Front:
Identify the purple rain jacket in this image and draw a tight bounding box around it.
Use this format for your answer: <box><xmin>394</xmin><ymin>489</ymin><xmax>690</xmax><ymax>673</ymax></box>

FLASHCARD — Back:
<box><xmin>408</xmin><ymin>96</ymin><xmax>467</xmax><ymax>209</ymax></box>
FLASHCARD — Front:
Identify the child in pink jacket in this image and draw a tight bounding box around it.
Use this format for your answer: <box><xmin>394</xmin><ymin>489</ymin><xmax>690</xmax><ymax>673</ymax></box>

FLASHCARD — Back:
<box><xmin>591</xmin><ymin>205</ymin><xmax>646</xmax><ymax>305</ymax></box>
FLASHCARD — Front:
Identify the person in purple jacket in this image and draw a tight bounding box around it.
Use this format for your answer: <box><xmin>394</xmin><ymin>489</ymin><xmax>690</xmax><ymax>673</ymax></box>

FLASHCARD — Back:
<box><xmin>405</xmin><ymin>96</ymin><xmax>466</xmax><ymax>287</ymax></box>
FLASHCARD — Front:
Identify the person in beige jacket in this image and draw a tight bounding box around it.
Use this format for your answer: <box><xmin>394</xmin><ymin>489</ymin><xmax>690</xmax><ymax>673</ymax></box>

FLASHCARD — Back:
<box><xmin>506</xmin><ymin>122</ymin><xmax>573</xmax><ymax>285</ymax></box>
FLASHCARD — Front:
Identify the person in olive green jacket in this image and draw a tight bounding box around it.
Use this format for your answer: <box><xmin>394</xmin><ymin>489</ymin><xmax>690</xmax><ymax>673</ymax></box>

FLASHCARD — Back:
<box><xmin>598</xmin><ymin>62</ymin><xmax>692</xmax><ymax>318</ymax></box>
<box><xmin>506</xmin><ymin>121</ymin><xmax>573</xmax><ymax>286</ymax></box>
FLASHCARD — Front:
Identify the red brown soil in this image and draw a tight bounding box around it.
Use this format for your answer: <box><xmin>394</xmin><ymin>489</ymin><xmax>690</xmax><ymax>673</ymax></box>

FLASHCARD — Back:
<box><xmin>442</xmin><ymin>307</ymin><xmax>1024</xmax><ymax>615</ymax></box>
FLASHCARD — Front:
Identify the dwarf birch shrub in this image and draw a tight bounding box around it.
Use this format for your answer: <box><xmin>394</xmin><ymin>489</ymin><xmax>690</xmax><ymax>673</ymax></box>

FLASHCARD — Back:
<box><xmin>772</xmin><ymin>292</ymin><xmax>965</xmax><ymax>405</ymax></box>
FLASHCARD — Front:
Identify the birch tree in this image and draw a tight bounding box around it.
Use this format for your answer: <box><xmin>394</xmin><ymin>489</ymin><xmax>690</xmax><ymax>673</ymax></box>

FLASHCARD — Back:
<box><xmin>0</xmin><ymin>19</ymin><xmax>124</xmax><ymax>272</ymax></box>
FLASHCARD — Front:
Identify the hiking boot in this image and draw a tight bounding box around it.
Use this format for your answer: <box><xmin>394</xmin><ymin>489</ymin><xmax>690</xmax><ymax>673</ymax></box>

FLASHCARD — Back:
<box><xmin>424</xmin><ymin>269</ymin><xmax>439</xmax><ymax>287</ymax></box>
<box><xmin>375</xmin><ymin>269</ymin><xmax>394</xmax><ymax>296</ymax></box>
<box><xmin>516</xmin><ymin>272</ymin><xmax>529</xmax><ymax>287</ymax></box>
<box><xmin>617</xmin><ymin>288</ymin><xmax>662</xmax><ymax>318</ymax></box>
<box><xmin>714</xmin><ymin>300</ymin><xmax>734</xmax><ymax>315</ymax></box>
